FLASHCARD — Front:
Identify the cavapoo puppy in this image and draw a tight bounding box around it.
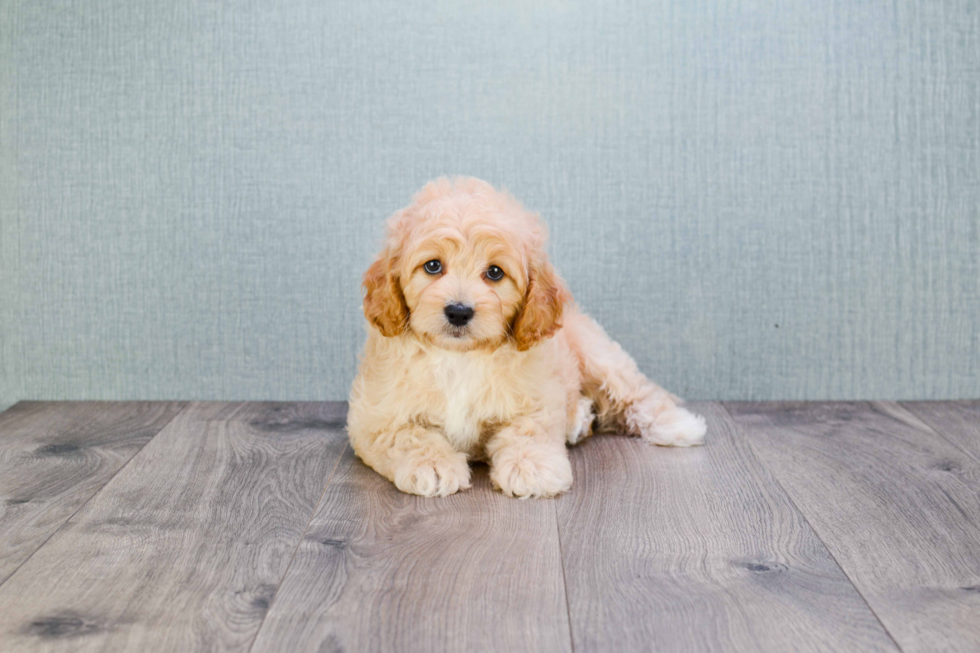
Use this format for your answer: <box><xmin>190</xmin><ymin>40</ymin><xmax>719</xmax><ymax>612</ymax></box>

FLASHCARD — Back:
<box><xmin>348</xmin><ymin>177</ymin><xmax>706</xmax><ymax>498</ymax></box>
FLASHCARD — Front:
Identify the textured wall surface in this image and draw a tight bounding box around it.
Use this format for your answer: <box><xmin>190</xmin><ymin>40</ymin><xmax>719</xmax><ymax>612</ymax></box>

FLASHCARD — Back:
<box><xmin>1</xmin><ymin>0</ymin><xmax>978</xmax><ymax>407</ymax></box>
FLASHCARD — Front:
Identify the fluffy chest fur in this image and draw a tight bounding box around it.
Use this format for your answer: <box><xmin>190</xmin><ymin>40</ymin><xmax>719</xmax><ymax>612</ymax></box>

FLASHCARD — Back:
<box><xmin>424</xmin><ymin>348</ymin><xmax>514</xmax><ymax>453</ymax></box>
<box><xmin>348</xmin><ymin>330</ymin><xmax>574</xmax><ymax>460</ymax></box>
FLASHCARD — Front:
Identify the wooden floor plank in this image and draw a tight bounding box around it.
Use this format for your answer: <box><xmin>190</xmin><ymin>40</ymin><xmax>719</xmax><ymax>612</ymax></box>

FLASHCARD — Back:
<box><xmin>555</xmin><ymin>402</ymin><xmax>897</xmax><ymax>652</ymax></box>
<box><xmin>250</xmin><ymin>447</ymin><xmax>572</xmax><ymax>653</ymax></box>
<box><xmin>901</xmin><ymin>401</ymin><xmax>980</xmax><ymax>464</ymax></box>
<box><xmin>0</xmin><ymin>402</ymin><xmax>347</xmax><ymax>652</ymax></box>
<box><xmin>0</xmin><ymin>401</ymin><xmax>186</xmax><ymax>586</ymax></box>
<box><xmin>725</xmin><ymin>401</ymin><xmax>980</xmax><ymax>653</ymax></box>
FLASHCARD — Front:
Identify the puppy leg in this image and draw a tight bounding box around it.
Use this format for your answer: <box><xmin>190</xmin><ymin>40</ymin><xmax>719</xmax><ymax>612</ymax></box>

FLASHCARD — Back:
<box><xmin>354</xmin><ymin>425</ymin><xmax>471</xmax><ymax>497</ymax></box>
<box><xmin>487</xmin><ymin>417</ymin><xmax>573</xmax><ymax>498</ymax></box>
<box><xmin>566</xmin><ymin>397</ymin><xmax>595</xmax><ymax>446</ymax></box>
<box><xmin>564</xmin><ymin>312</ymin><xmax>706</xmax><ymax>447</ymax></box>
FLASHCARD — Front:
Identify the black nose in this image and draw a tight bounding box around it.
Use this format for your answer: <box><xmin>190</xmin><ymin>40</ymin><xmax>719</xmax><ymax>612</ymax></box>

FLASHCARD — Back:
<box><xmin>444</xmin><ymin>303</ymin><xmax>474</xmax><ymax>327</ymax></box>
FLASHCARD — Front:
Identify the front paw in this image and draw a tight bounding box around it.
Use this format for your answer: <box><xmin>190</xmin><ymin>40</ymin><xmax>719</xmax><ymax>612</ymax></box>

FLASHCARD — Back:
<box><xmin>629</xmin><ymin>404</ymin><xmax>707</xmax><ymax>447</ymax></box>
<box><xmin>490</xmin><ymin>446</ymin><xmax>572</xmax><ymax>499</ymax></box>
<box><xmin>393</xmin><ymin>451</ymin><xmax>471</xmax><ymax>497</ymax></box>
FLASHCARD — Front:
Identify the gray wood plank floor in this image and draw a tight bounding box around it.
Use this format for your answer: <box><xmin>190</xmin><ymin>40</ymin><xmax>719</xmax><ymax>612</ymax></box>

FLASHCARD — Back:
<box><xmin>556</xmin><ymin>403</ymin><xmax>897</xmax><ymax>652</ymax></box>
<box><xmin>725</xmin><ymin>401</ymin><xmax>980</xmax><ymax>653</ymax></box>
<box><xmin>251</xmin><ymin>448</ymin><xmax>571</xmax><ymax>653</ymax></box>
<box><xmin>0</xmin><ymin>402</ymin><xmax>186</xmax><ymax>586</ymax></box>
<box><xmin>0</xmin><ymin>402</ymin><xmax>347</xmax><ymax>652</ymax></box>
<box><xmin>0</xmin><ymin>400</ymin><xmax>978</xmax><ymax>652</ymax></box>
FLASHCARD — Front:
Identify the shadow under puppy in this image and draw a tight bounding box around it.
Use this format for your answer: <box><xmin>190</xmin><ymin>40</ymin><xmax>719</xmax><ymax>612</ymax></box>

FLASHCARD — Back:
<box><xmin>348</xmin><ymin>177</ymin><xmax>706</xmax><ymax>498</ymax></box>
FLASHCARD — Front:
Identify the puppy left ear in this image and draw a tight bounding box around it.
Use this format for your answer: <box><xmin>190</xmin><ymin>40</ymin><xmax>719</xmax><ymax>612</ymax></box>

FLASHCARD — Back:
<box><xmin>512</xmin><ymin>257</ymin><xmax>571</xmax><ymax>351</ymax></box>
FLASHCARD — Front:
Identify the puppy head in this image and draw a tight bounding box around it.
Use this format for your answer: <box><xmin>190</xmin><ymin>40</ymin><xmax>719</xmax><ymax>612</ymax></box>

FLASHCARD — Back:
<box><xmin>362</xmin><ymin>177</ymin><xmax>569</xmax><ymax>351</ymax></box>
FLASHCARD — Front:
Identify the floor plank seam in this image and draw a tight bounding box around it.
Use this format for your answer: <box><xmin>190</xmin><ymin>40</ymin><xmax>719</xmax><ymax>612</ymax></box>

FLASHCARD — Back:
<box><xmin>553</xmin><ymin>497</ymin><xmax>576</xmax><ymax>653</ymax></box>
<box><xmin>896</xmin><ymin>401</ymin><xmax>980</xmax><ymax>468</ymax></box>
<box><xmin>6</xmin><ymin>402</ymin><xmax>977</xmax><ymax>651</ymax></box>
<box><xmin>718</xmin><ymin>402</ymin><xmax>907</xmax><ymax>653</ymax></box>
<box><xmin>246</xmin><ymin>441</ymin><xmax>350</xmax><ymax>653</ymax></box>
<box><xmin>0</xmin><ymin>402</ymin><xmax>190</xmax><ymax>590</ymax></box>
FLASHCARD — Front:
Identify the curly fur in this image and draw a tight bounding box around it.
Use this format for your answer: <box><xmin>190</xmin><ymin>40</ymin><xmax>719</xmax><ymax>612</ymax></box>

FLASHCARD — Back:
<box><xmin>348</xmin><ymin>177</ymin><xmax>706</xmax><ymax>498</ymax></box>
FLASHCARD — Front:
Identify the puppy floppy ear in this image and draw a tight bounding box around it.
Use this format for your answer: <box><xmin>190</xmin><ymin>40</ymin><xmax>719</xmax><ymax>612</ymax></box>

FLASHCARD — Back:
<box><xmin>362</xmin><ymin>249</ymin><xmax>409</xmax><ymax>337</ymax></box>
<box><xmin>512</xmin><ymin>257</ymin><xmax>571</xmax><ymax>351</ymax></box>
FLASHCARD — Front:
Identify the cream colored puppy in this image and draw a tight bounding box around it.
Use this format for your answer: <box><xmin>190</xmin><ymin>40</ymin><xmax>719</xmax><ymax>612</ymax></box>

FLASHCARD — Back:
<box><xmin>348</xmin><ymin>177</ymin><xmax>706</xmax><ymax>498</ymax></box>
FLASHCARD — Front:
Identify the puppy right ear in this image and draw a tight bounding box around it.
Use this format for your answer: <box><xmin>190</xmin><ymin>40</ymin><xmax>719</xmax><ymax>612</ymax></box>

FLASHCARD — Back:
<box><xmin>362</xmin><ymin>249</ymin><xmax>408</xmax><ymax>337</ymax></box>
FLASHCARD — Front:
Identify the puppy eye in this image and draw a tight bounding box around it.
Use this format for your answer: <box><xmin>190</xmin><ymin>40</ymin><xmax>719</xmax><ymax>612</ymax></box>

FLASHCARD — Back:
<box><xmin>486</xmin><ymin>265</ymin><xmax>504</xmax><ymax>281</ymax></box>
<box><xmin>423</xmin><ymin>260</ymin><xmax>442</xmax><ymax>275</ymax></box>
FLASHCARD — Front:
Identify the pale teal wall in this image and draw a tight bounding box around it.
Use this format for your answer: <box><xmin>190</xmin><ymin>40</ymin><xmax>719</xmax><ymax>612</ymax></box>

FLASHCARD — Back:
<box><xmin>1</xmin><ymin>0</ymin><xmax>978</xmax><ymax>407</ymax></box>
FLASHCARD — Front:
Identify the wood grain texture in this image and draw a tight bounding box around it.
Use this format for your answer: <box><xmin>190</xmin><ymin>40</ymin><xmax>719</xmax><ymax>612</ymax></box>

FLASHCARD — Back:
<box><xmin>555</xmin><ymin>402</ymin><xmax>897</xmax><ymax>652</ymax></box>
<box><xmin>725</xmin><ymin>401</ymin><xmax>980</xmax><ymax>653</ymax></box>
<box><xmin>0</xmin><ymin>402</ymin><xmax>347</xmax><ymax>652</ymax></box>
<box><xmin>901</xmin><ymin>401</ymin><xmax>980</xmax><ymax>464</ymax></box>
<box><xmin>7</xmin><ymin>400</ymin><xmax>980</xmax><ymax>652</ymax></box>
<box><xmin>0</xmin><ymin>401</ymin><xmax>186</xmax><ymax>586</ymax></box>
<box><xmin>250</xmin><ymin>448</ymin><xmax>572</xmax><ymax>653</ymax></box>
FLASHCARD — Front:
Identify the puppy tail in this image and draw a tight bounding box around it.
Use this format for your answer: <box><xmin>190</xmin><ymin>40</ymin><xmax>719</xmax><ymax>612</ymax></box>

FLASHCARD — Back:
<box><xmin>563</xmin><ymin>310</ymin><xmax>706</xmax><ymax>447</ymax></box>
